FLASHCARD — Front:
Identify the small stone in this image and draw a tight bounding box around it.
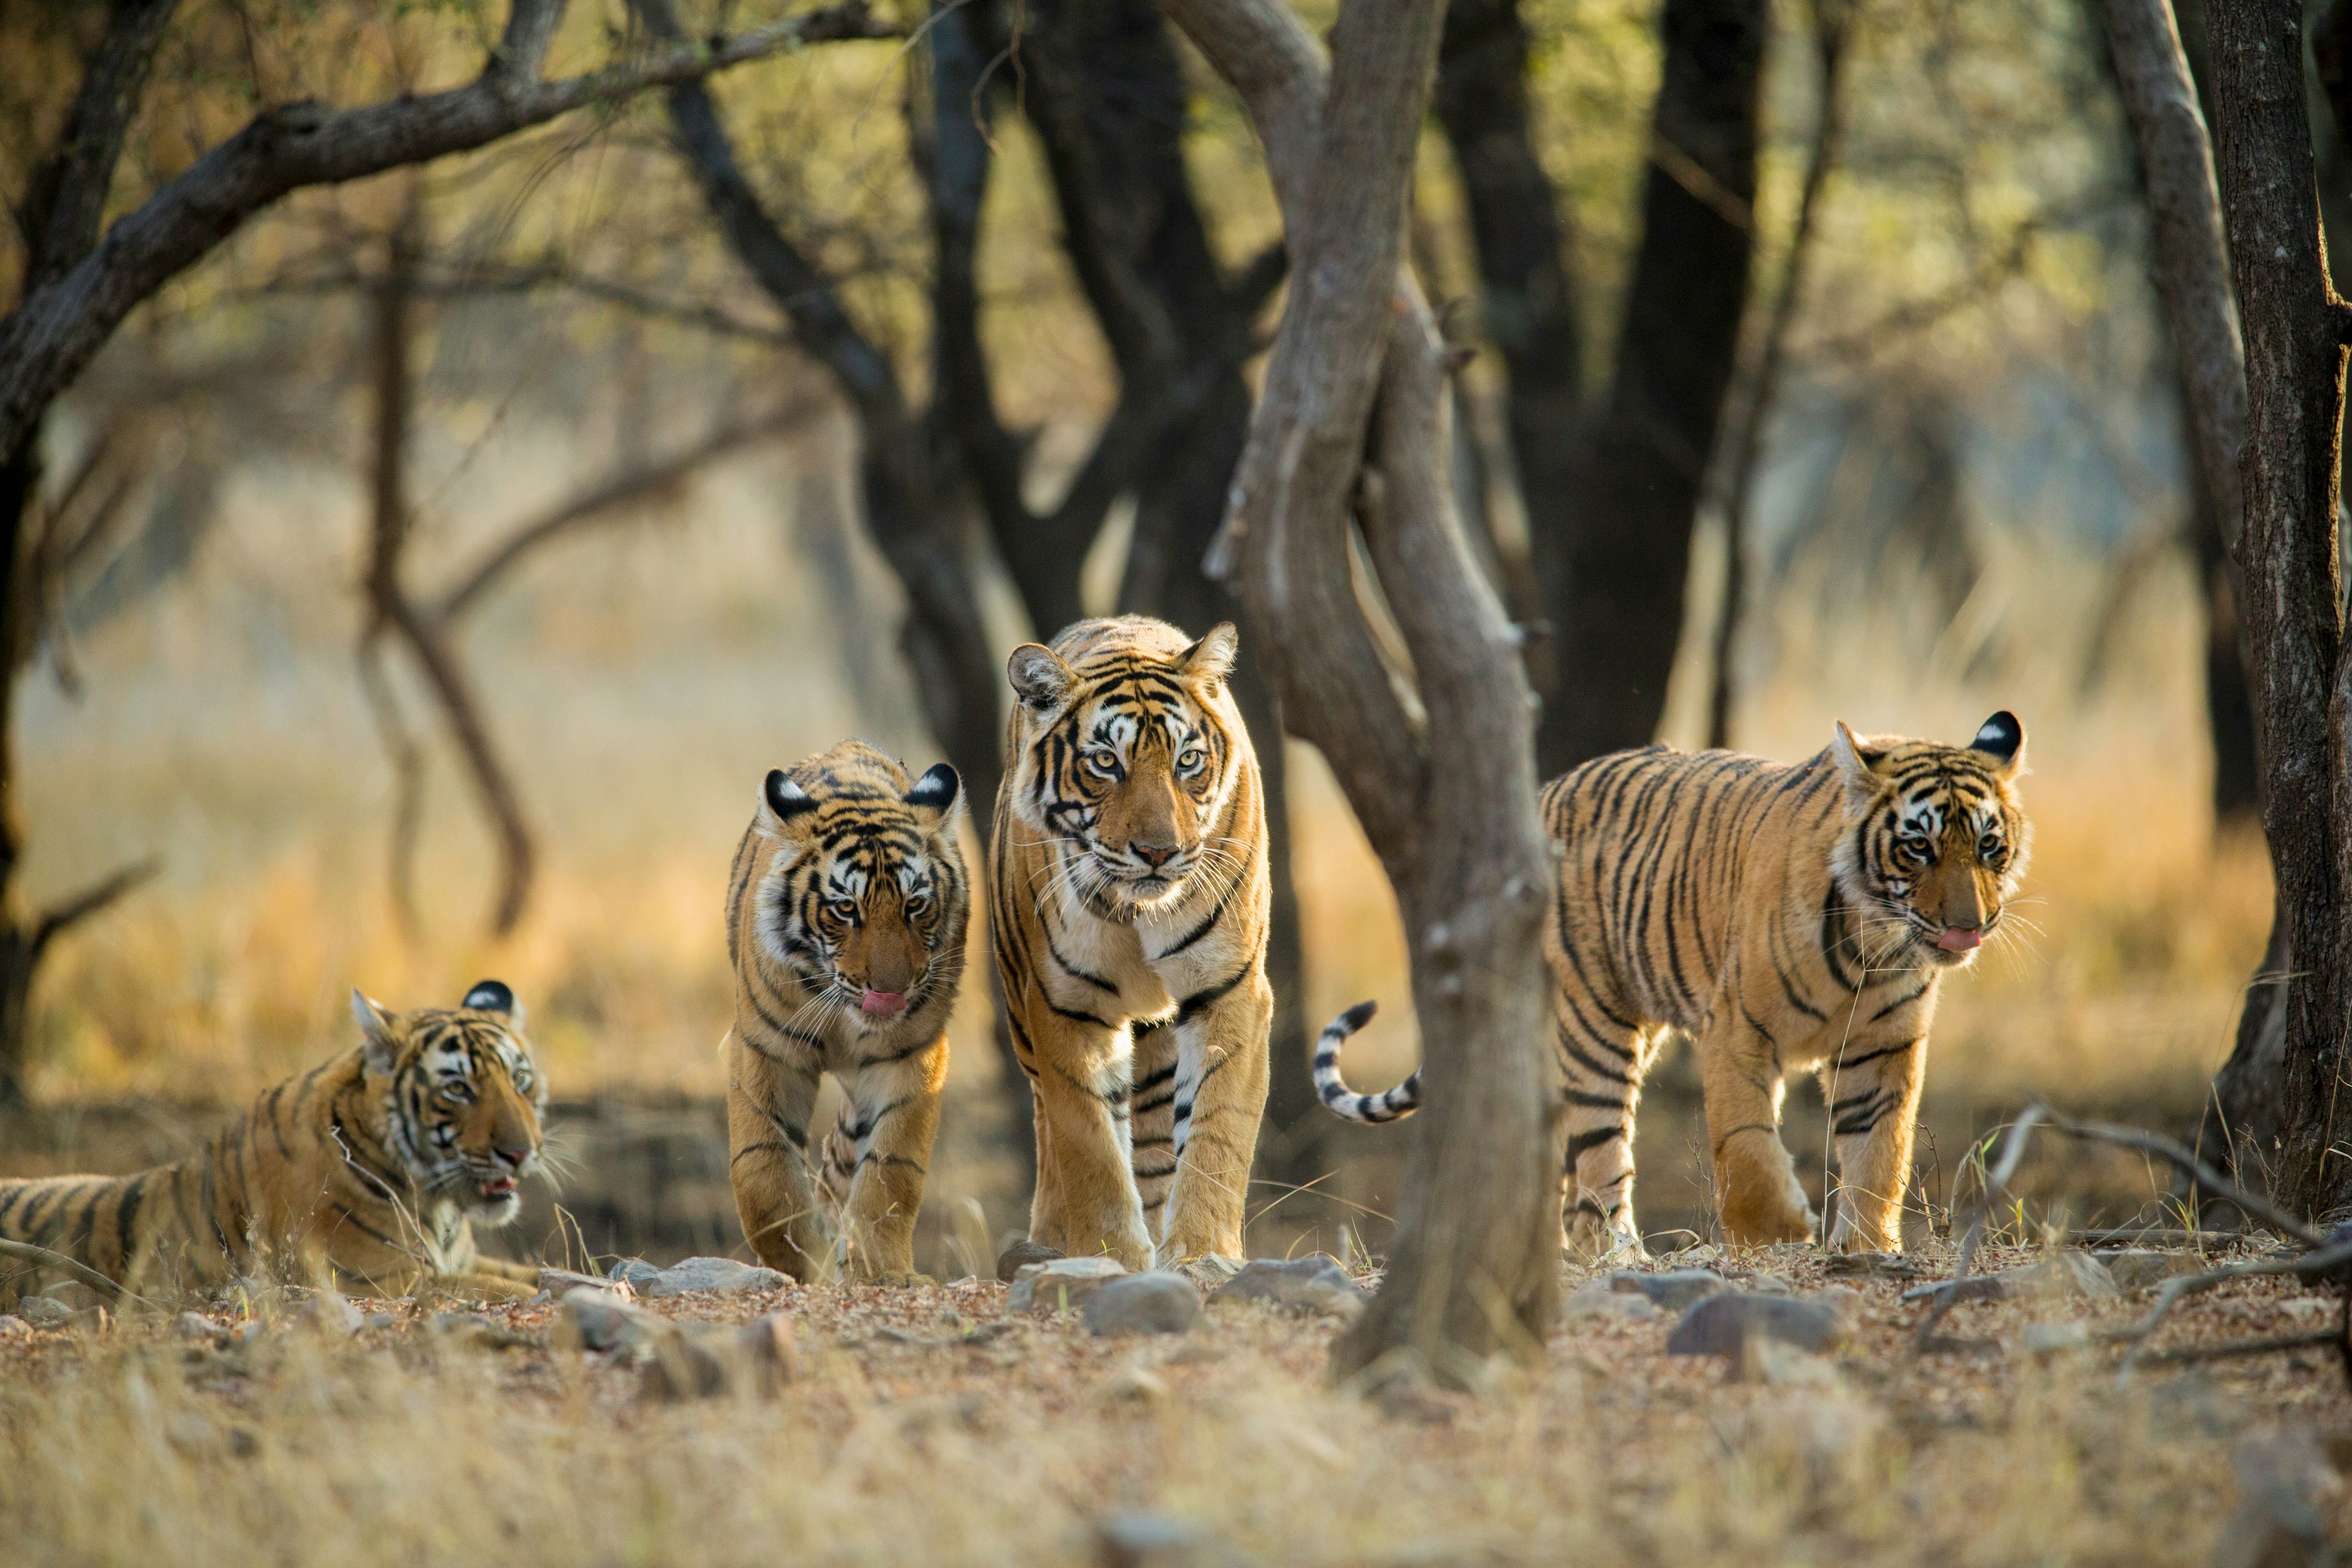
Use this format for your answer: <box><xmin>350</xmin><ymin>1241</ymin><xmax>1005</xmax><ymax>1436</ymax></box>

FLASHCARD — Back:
<box><xmin>172</xmin><ymin>1312</ymin><xmax>217</xmax><ymax>1340</ymax></box>
<box><xmin>363</xmin><ymin>1313</ymin><xmax>399</xmax><ymax>1330</ymax></box>
<box><xmin>1008</xmin><ymin>1256</ymin><xmax>1128</xmax><ymax>1313</ymax></box>
<box><xmin>2212</xmin><ymin>1430</ymin><xmax>2340</xmax><ymax>1568</ymax></box>
<box><xmin>638</xmin><ymin>1330</ymin><xmax>731</xmax><ymax>1402</ymax></box>
<box><xmin>1610</xmin><ymin>1268</ymin><xmax>1726</xmax><ymax>1310</ymax></box>
<box><xmin>557</xmin><ymin>1286</ymin><xmax>667</xmax><ymax>1354</ymax></box>
<box><xmin>997</xmin><ymin>1239</ymin><xmax>1065</xmax><ymax>1282</ymax></box>
<box><xmin>1745</xmin><ymin>1274</ymin><xmax>1796</xmax><ymax>1297</ymax></box>
<box><xmin>17</xmin><ymin>1297</ymin><xmax>72</xmax><ymax>1327</ymax></box>
<box><xmin>635</xmin><ymin>1257</ymin><xmax>789</xmax><ymax>1298</ymax></box>
<box><xmin>1096</xmin><ymin>1512</ymin><xmax>1248</xmax><ymax>1568</ymax></box>
<box><xmin>1169</xmin><ymin>1254</ymin><xmax>1245</xmax><ymax>1292</ymax></box>
<box><xmin>538</xmin><ymin>1267</ymin><xmax>625</xmax><ymax>1298</ymax></box>
<box><xmin>1665</xmin><ymin>1292</ymin><xmax>1847</xmax><ymax>1356</ymax></box>
<box><xmin>1989</xmin><ymin>1250</ymin><xmax>2119</xmax><ymax>1301</ymax></box>
<box><xmin>0</xmin><ymin>1313</ymin><xmax>28</xmax><ymax>1340</ymax></box>
<box><xmin>42</xmin><ymin>1281</ymin><xmax>105</xmax><ymax>1314</ymax></box>
<box><xmin>292</xmin><ymin>1292</ymin><xmax>364</xmax><ymax>1336</ymax></box>
<box><xmin>1211</xmin><ymin>1257</ymin><xmax>1369</xmax><ymax>1319</ymax></box>
<box><xmin>607</xmin><ymin>1258</ymin><xmax>665</xmax><ymax>1291</ymax></box>
<box><xmin>424</xmin><ymin>1310</ymin><xmax>535</xmax><ymax>1349</ymax></box>
<box><xmin>1562</xmin><ymin>1284</ymin><xmax>1658</xmax><ymax>1322</ymax></box>
<box><xmin>2280</xmin><ymin>1295</ymin><xmax>2336</xmax><ymax>1321</ymax></box>
<box><xmin>2097</xmin><ymin>1248</ymin><xmax>2209</xmax><ymax>1291</ymax></box>
<box><xmin>2021</xmin><ymin>1321</ymin><xmax>2093</xmax><ymax>1354</ymax></box>
<box><xmin>1095</xmin><ymin>1365</ymin><xmax>1170</xmax><ymax>1406</ymax></box>
<box><xmin>1085</xmin><ymin>1272</ymin><xmax>1201</xmax><ymax>1337</ymax></box>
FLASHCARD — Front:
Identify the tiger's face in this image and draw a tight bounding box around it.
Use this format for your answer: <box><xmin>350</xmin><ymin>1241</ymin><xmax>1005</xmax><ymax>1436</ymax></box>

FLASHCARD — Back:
<box><xmin>352</xmin><ymin>981</ymin><xmax>545</xmax><ymax>1224</ymax></box>
<box><xmin>1831</xmin><ymin>711</ymin><xmax>2030</xmax><ymax>971</ymax></box>
<box><xmin>758</xmin><ymin>752</ymin><xmax>965</xmax><ymax>1028</ymax></box>
<box><xmin>1006</xmin><ymin>619</ymin><xmax>1243</xmax><ymax>916</ymax></box>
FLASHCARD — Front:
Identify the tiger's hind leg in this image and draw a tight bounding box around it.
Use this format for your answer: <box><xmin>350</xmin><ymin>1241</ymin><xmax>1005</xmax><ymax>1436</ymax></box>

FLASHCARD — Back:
<box><xmin>1128</xmin><ymin>1021</ymin><xmax>1179</xmax><ymax>1249</ymax></box>
<box><xmin>1555</xmin><ymin>1007</ymin><xmax>1658</xmax><ymax>1262</ymax></box>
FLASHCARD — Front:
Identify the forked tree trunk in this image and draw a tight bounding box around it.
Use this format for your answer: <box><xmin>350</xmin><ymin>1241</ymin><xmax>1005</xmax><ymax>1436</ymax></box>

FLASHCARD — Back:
<box><xmin>1164</xmin><ymin>0</ymin><xmax>1558</xmax><ymax>1385</ymax></box>
<box><xmin>2206</xmin><ymin>0</ymin><xmax>2352</xmax><ymax>1219</ymax></box>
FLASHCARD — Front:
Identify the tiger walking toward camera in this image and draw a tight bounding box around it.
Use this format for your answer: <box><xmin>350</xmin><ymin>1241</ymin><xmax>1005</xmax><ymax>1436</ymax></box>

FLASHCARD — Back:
<box><xmin>1316</xmin><ymin>714</ymin><xmax>2032</xmax><ymax>1256</ymax></box>
<box><xmin>0</xmin><ymin>981</ymin><xmax>547</xmax><ymax>1306</ymax></box>
<box><xmin>725</xmin><ymin>740</ymin><xmax>969</xmax><ymax>1284</ymax></box>
<box><xmin>990</xmin><ymin>616</ymin><xmax>1273</xmax><ymax>1269</ymax></box>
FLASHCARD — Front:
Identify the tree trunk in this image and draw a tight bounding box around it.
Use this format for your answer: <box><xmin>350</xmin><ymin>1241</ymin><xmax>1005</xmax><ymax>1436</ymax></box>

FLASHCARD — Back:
<box><xmin>1164</xmin><ymin>0</ymin><xmax>1558</xmax><ymax>1387</ymax></box>
<box><xmin>1535</xmin><ymin>0</ymin><xmax>1765</xmax><ymax>773</ymax></box>
<box><xmin>2207</xmin><ymin>0</ymin><xmax>2352</xmax><ymax>1219</ymax></box>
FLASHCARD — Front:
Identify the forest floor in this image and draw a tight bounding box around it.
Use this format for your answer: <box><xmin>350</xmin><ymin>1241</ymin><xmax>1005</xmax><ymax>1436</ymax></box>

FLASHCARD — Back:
<box><xmin>3</xmin><ymin>1235</ymin><xmax>2346</xmax><ymax>1567</ymax></box>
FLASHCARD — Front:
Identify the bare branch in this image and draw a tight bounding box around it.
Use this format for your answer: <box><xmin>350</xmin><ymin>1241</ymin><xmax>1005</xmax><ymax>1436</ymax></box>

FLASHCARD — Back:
<box><xmin>435</xmin><ymin>398</ymin><xmax>823</xmax><ymax>622</ymax></box>
<box><xmin>29</xmin><ymin>857</ymin><xmax>159</xmax><ymax>957</ymax></box>
<box><xmin>20</xmin><ymin>0</ymin><xmax>179</xmax><ymax>288</ymax></box>
<box><xmin>0</xmin><ymin>0</ymin><xmax>902</xmax><ymax>464</ymax></box>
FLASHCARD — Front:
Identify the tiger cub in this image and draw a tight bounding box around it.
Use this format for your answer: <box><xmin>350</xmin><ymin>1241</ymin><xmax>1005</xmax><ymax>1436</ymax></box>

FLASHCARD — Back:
<box><xmin>989</xmin><ymin>616</ymin><xmax>1273</xmax><ymax>1269</ymax></box>
<box><xmin>0</xmin><ymin>981</ymin><xmax>546</xmax><ymax>1306</ymax></box>
<box><xmin>725</xmin><ymin>739</ymin><xmax>968</xmax><ymax>1285</ymax></box>
<box><xmin>1316</xmin><ymin>714</ymin><xmax>2030</xmax><ymax>1256</ymax></box>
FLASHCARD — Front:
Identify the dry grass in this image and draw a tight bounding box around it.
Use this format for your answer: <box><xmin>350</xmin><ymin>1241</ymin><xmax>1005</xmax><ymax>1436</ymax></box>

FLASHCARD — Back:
<box><xmin>3</xmin><ymin>1241</ymin><xmax>2344</xmax><ymax>1568</ymax></box>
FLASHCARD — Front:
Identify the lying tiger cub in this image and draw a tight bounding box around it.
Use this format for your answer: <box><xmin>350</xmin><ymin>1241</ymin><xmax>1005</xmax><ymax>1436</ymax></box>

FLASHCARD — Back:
<box><xmin>1317</xmin><ymin>713</ymin><xmax>2030</xmax><ymax>1257</ymax></box>
<box><xmin>0</xmin><ymin>981</ymin><xmax>547</xmax><ymax>1307</ymax></box>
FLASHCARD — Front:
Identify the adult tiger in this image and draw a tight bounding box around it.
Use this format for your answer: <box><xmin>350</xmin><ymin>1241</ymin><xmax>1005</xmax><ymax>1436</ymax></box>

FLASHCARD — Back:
<box><xmin>990</xmin><ymin>616</ymin><xmax>1273</xmax><ymax>1269</ymax></box>
<box><xmin>725</xmin><ymin>739</ymin><xmax>968</xmax><ymax>1285</ymax></box>
<box><xmin>0</xmin><ymin>981</ymin><xmax>546</xmax><ymax>1306</ymax></box>
<box><xmin>1316</xmin><ymin>714</ymin><xmax>2031</xmax><ymax>1256</ymax></box>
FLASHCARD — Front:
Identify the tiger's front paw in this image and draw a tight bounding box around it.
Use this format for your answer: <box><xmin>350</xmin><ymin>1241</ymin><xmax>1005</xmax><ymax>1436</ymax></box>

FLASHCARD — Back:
<box><xmin>861</xmin><ymin>1269</ymin><xmax>937</xmax><ymax>1289</ymax></box>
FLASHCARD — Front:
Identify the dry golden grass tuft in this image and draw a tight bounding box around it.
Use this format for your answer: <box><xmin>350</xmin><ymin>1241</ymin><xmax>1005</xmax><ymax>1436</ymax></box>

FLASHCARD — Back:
<box><xmin>3</xmin><ymin>1241</ymin><xmax>2345</xmax><ymax>1567</ymax></box>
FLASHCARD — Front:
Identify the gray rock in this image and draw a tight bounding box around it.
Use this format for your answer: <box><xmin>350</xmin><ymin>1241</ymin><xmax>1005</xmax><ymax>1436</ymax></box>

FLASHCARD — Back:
<box><xmin>1210</xmin><ymin>1256</ymin><xmax>1369</xmax><ymax>1317</ymax></box>
<box><xmin>41</xmin><ymin>1281</ymin><xmax>105</xmax><ymax>1316</ymax></box>
<box><xmin>1610</xmin><ymin>1268</ymin><xmax>1726</xmax><ymax>1310</ymax></box>
<box><xmin>996</xmin><ymin>1239</ymin><xmax>1065</xmax><ymax>1282</ymax></box>
<box><xmin>1823</xmin><ymin>1250</ymin><xmax>1923</xmax><ymax>1281</ymax></box>
<box><xmin>633</xmin><ymin>1256</ymin><xmax>789</xmax><ymax>1298</ymax></box>
<box><xmin>557</xmin><ymin>1286</ymin><xmax>668</xmax><ymax>1354</ymax></box>
<box><xmin>538</xmin><ymin>1267</ymin><xmax>625</xmax><ymax>1298</ymax></box>
<box><xmin>171</xmin><ymin>1311</ymin><xmax>217</xmax><ymax>1340</ymax></box>
<box><xmin>1008</xmin><ymin>1256</ymin><xmax>1128</xmax><ymax>1313</ymax></box>
<box><xmin>639</xmin><ymin>1313</ymin><xmax>801</xmax><ymax>1402</ymax></box>
<box><xmin>364</xmin><ymin>1313</ymin><xmax>399</xmax><ymax>1330</ymax></box>
<box><xmin>2212</xmin><ymin>1430</ymin><xmax>2337</xmax><ymax>1568</ymax></box>
<box><xmin>1561</xmin><ymin>1284</ymin><xmax>1658</xmax><ymax>1322</ymax></box>
<box><xmin>1084</xmin><ymin>1272</ymin><xmax>1202</xmax><ymax>1337</ymax></box>
<box><xmin>0</xmin><ymin>1314</ymin><xmax>31</xmax><ymax>1339</ymax></box>
<box><xmin>607</xmin><ymin>1258</ymin><xmax>664</xmax><ymax>1291</ymax></box>
<box><xmin>1170</xmin><ymin>1254</ymin><xmax>1245</xmax><ymax>1292</ymax></box>
<box><xmin>292</xmin><ymin>1292</ymin><xmax>364</xmax><ymax>1336</ymax></box>
<box><xmin>1665</xmin><ymin>1291</ymin><xmax>1847</xmax><ymax>1356</ymax></box>
<box><xmin>1991</xmin><ymin>1250</ymin><xmax>2120</xmax><ymax>1301</ymax></box>
<box><xmin>1096</xmin><ymin>1512</ymin><xmax>1250</xmax><ymax>1568</ymax></box>
<box><xmin>16</xmin><ymin>1296</ymin><xmax>72</xmax><ymax>1327</ymax></box>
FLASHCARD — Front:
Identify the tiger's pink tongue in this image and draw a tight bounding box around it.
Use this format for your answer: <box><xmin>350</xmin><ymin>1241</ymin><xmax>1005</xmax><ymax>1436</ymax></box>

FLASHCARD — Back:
<box><xmin>862</xmin><ymin>990</ymin><xmax>907</xmax><ymax>1017</ymax></box>
<box><xmin>1937</xmin><ymin>927</ymin><xmax>1982</xmax><ymax>952</ymax></box>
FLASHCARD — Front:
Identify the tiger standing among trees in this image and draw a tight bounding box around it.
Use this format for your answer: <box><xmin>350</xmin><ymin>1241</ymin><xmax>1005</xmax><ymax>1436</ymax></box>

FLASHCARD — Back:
<box><xmin>724</xmin><ymin>741</ymin><xmax>968</xmax><ymax>1285</ymax></box>
<box><xmin>990</xmin><ymin>616</ymin><xmax>1273</xmax><ymax>1268</ymax></box>
<box><xmin>1317</xmin><ymin>714</ymin><xmax>2032</xmax><ymax>1256</ymax></box>
<box><xmin>0</xmin><ymin>982</ymin><xmax>547</xmax><ymax>1306</ymax></box>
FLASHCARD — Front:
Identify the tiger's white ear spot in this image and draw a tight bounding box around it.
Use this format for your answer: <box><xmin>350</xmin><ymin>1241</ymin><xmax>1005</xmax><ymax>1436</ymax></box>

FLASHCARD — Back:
<box><xmin>1178</xmin><ymin>622</ymin><xmax>1238</xmax><ymax>686</ymax></box>
<box><xmin>764</xmin><ymin>769</ymin><xmax>818</xmax><ymax>827</ymax></box>
<box><xmin>904</xmin><ymin>762</ymin><xmax>960</xmax><ymax>822</ymax></box>
<box><xmin>352</xmin><ymin>989</ymin><xmax>401</xmax><ymax>1075</ymax></box>
<box><xmin>1008</xmin><ymin>643</ymin><xmax>1075</xmax><ymax>711</ymax></box>
<box><xmin>1969</xmin><ymin>710</ymin><xmax>2026</xmax><ymax>776</ymax></box>
<box><xmin>461</xmin><ymin>979</ymin><xmax>522</xmax><ymax>1027</ymax></box>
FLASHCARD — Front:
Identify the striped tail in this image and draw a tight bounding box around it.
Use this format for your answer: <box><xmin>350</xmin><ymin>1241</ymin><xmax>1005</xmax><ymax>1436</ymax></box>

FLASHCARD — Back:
<box><xmin>1313</xmin><ymin>1001</ymin><xmax>1419</xmax><ymax>1124</ymax></box>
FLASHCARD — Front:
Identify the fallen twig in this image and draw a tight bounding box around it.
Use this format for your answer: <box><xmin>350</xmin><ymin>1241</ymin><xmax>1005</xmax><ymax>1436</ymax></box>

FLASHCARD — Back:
<box><xmin>2136</xmin><ymin>1329</ymin><xmax>2345</xmax><ymax>1367</ymax></box>
<box><xmin>0</xmin><ymin>1236</ymin><xmax>165</xmax><ymax>1312</ymax></box>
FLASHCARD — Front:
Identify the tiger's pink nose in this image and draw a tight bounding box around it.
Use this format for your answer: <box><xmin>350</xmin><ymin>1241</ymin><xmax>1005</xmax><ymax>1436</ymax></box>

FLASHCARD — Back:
<box><xmin>862</xmin><ymin>989</ymin><xmax>907</xmax><ymax>1017</ymax></box>
<box><xmin>1133</xmin><ymin>842</ymin><xmax>1179</xmax><ymax>869</ymax></box>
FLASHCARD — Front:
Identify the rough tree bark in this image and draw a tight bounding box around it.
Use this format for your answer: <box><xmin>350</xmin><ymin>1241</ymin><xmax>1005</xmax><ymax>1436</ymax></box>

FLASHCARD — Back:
<box><xmin>2207</xmin><ymin>0</ymin><xmax>2352</xmax><ymax>1218</ymax></box>
<box><xmin>1706</xmin><ymin>0</ymin><xmax>1852</xmax><ymax>750</ymax></box>
<box><xmin>1535</xmin><ymin>0</ymin><xmax>1765</xmax><ymax>773</ymax></box>
<box><xmin>1165</xmin><ymin>0</ymin><xmax>1558</xmax><ymax>1385</ymax></box>
<box><xmin>930</xmin><ymin>0</ymin><xmax>1321</xmax><ymax>1191</ymax></box>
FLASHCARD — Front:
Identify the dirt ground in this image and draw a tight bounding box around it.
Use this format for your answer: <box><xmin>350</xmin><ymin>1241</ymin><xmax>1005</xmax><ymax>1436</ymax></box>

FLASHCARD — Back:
<box><xmin>3</xmin><ymin>1235</ymin><xmax>2346</xmax><ymax>1568</ymax></box>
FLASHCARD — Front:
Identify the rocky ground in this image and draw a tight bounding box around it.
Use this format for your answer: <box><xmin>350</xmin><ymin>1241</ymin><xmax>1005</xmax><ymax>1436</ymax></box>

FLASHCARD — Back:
<box><xmin>2</xmin><ymin>1235</ymin><xmax>2347</xmax><ymax>1566</ymax></box>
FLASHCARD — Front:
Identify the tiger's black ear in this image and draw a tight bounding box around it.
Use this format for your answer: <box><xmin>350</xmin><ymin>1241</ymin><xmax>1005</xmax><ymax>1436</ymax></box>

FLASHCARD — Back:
<box><xmin>351</xmin><ymin>989</ymin><xmax>401</xmax><ymax>1076</ymax></box>
<box><xmin>1178</xmin><ymin>622</ymin><xmax>1238</xmax><ymax>686</ymax></box>
<box><xmin>1008</xmin><ymin>643</ymin><xmax>1076</xmax><ymax>712</ymax></box>
<box><xmin>904</xmin><ymin>762</ymin><xmax>960</xmax><ymax>823</ymax></box>
<box><xmin>764</xmin><ymin>769</ymin><xmax>818</xmax><ymax>827</ymax></box>
<box><xmin>461</xmin><ymin>979</ymin><xmax>515</xmax><ymax>1016</ymax></box>
<box><xmin>1967</xmin><ymin>710</ymin><xmax>2025</xmax><ymax>777</ymax></box>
